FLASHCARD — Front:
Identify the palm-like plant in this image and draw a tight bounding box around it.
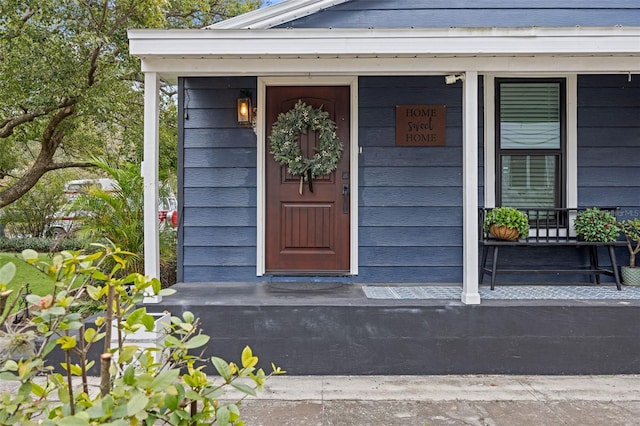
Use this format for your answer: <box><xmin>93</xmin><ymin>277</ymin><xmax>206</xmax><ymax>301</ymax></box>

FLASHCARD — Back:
<box><xmin>73</xmin><ymin>158</ymin><xmax>175</xmax><ymax>277</ymax></box>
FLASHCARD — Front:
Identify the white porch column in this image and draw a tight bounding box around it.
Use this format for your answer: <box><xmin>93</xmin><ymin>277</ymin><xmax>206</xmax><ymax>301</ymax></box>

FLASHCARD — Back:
<box><xmin>142</xmin><ymin>71</ymin><xmax>161</xmax><ymax>303</ymax></box>
<box><xmin>461</xmin><ymin>71</ymin><xmax>481</xmax><ymax>305</ymax></box>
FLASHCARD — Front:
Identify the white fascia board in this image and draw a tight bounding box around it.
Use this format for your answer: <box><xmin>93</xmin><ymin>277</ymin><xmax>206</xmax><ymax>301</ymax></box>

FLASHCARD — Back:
<box><xmin>208</xmin><ymin>0</ymin><xmax>352</xmax><ymax>29</ymax></box>
<box><xmin>129</xmin><ymin>27</ymin><xmax>640</xmax><ymax>58</ymax></box>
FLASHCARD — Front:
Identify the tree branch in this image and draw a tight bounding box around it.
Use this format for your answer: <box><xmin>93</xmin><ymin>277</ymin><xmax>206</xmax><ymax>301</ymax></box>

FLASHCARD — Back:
<box><xmin>46</xmin><ymin>161</ymin><xmax>95</xmax><ymax>171</ymax></box>
<box><xmin>0</xmin><ymin>98</ymin><xmax>76</xmax><ymax>138</ymax></box>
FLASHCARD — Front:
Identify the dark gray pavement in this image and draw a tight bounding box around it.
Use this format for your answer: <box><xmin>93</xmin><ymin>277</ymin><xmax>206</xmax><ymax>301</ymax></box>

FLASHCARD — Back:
<box><xmin>232</xmin><ymin>375</ymin><xmax>640</xmax><ymax>425</ymax></box>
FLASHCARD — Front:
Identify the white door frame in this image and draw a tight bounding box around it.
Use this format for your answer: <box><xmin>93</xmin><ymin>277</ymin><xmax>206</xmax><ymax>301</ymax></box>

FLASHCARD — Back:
<box><xmin>256</xmin><ymin>76</ymin><xmax>359</xmax><ymax>276</ymax></box>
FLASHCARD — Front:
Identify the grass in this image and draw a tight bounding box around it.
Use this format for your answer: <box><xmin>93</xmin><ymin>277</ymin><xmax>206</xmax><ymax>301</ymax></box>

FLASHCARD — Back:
<box><xmin>0</xmin><ymin>253</ymin><xmax>56</xmax><ymax>314</ymax></box>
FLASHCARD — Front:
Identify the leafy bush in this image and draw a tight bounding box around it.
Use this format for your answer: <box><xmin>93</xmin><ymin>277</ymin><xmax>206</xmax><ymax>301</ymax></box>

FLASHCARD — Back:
<box><xmin>0</xmin><ymin>237</ymin><xmax>84</xmax><ymax>253</ymax></box>
<box><xmin>73</xmin><ymin>158</ymin><xmax>176</xmax><ymax>277</ymax></box>
<box><xmin>0</xmin><ymin>175</ymin><xmax>66</xmax><ymax>238</ymax></box>
<box><xmin>483</xmin><ymin>207</ymin><xmax>529</xmax><ymax>237</ymax></box>
<box><xmin>0</xmin><ymin>244</ymin><xmax>283</xmax><ymax>424</ymax></box>
<box><xmin>573</xmin><ymin>208</ymin><xmax>620</xmax><ymax>242</ymax></box>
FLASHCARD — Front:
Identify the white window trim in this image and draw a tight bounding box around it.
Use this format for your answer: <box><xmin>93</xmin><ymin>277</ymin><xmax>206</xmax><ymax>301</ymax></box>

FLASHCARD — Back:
<box><xmin>483</xmin><ymin>74</ymin><xmax>577</xmax><ymax>211</ymax></box>
<box><xmin>256</xmin><ymin>76</ymin><xmax>359</xmax><ymax>276</ymax></box>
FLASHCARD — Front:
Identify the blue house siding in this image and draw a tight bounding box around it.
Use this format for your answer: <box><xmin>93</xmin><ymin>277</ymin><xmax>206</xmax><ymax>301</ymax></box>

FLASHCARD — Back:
<box><xmin>577</xmin><ymin>74</ymin><xmax>640</xmax><ymax>216</ymax></box>
<box><xmin>278</xmin><ymin>0</ymin><xmax>640</xmax><ymax>29</ymax></box>
<box><xmin>179</xmin><ymin>77</ymin><xmax>258</xmax><ymax>282</ymax></box>
<box><xmin>355</xmin><ymin>76</ymin><xmax>480</xmax><ymax>283</ymax></box>
<box><xmin>179</xmin><ymin>75</ymin><xmax>483</xmax><ymax>283</ymax></box>
<box><xmin>178</xmin><ymin>72</ymin><xmax>637</xmax><ymax>284</ymax></box>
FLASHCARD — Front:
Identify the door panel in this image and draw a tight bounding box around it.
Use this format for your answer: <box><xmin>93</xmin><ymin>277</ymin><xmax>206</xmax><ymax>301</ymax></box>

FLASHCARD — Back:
<box><xmin>265</xmin><ymin>86</ymin><xmax>350</xmax><ymax>273</ymax></box>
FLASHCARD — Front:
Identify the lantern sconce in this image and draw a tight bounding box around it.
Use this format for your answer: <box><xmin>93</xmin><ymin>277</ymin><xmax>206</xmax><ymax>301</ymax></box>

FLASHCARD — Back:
<box><xmin>444</xmin><ymin>74</ymin><xmax>465</xmax><ymax>85</ymax></box>
<box><xmin>237</xmin><ymin>92</ymin><xmax>255</xmax><ymax>131</ymax></box>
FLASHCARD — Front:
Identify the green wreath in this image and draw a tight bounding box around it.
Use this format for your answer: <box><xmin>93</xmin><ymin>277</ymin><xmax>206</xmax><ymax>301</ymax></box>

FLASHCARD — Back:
<box><xmin>269</xmin><ymin>100</ymin><xmax>343</xmax><ymax>192</ymax></box>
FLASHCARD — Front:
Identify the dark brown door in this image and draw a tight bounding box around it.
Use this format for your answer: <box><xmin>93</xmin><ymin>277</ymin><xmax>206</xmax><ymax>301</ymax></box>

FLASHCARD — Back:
<box><xmin>265</xmin><ymin>86</ymin><xmax>350</xmax><ymax>273</ymax></box>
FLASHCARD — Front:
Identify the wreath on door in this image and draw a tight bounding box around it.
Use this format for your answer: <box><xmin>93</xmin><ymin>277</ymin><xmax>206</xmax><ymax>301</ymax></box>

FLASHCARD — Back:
<box><xmin>269</xmin><ymin>100</ymin><xmax>343</xmax><ymax>194</ymax></box>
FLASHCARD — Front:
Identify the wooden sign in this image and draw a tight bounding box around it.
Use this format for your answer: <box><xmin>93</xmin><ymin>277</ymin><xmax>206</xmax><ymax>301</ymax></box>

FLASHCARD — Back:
<box><xmin>395</xmin><ymin>105</ymin><xmax>446</xmax><ymax>146</ymax></box>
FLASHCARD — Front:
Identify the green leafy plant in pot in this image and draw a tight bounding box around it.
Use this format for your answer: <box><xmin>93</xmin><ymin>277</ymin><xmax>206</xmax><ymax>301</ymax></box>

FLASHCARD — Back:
<box><xmin>619</xmin><ymin>218</ymin><xmax>640</xmax><ymax>285</ymax></box>
<box><xmin>483</xmin><ymin>207</ymin><xmax>529</xmax><ymax>241</ymax></box>
<box><xmin>573</xmin><ymin>207</ymin><xmax>620</xmax><ymax>242</ymax></box>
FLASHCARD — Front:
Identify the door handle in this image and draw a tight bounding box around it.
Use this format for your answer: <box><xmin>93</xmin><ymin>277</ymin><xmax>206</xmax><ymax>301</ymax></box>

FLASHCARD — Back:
<box><xmin>342</xmin><ymin>184</ymin><xmax>349</xmax><ymax>214</ymax></box>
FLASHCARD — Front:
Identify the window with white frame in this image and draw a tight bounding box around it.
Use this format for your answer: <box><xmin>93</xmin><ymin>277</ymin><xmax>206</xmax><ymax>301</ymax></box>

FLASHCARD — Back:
<box><xmin>495</xmin><ymin>79</ymin><xmax>566</xmax><ymax>210</ymax></box>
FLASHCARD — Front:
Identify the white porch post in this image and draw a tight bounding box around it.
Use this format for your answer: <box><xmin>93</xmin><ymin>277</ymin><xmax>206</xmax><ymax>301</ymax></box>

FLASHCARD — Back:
<box><xmin>143</xmin><ymin>71</ymin><xmax>161</xmax><ymax>303</ymax></box>
<box><xmin>461</xmin><ymin>71</ymin><xmax>481</xmax><ymax>305</ymax></box>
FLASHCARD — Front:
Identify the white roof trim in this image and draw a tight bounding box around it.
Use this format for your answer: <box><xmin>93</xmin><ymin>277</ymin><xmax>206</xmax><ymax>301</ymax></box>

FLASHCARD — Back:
<box><xmin>208</xmin><ymin>0</ymin><xmax>352</xmax><ymax>29</ymax></box>
<box><xmin>129</xmin><ymin>27</ymin><xmax>640</xmax><ymax>58</ymax></box>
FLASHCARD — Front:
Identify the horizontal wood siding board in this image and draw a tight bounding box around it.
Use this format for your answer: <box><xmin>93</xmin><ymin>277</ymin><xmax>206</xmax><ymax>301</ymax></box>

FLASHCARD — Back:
<box><xmin>360</xmin><ymin>247</ymin><xmax>462</xmax><ymax>267</ymax></box>
<box><xmin>184</xmin><ymin>168</ymin><xmax>257</xmax><ymax>188</ymax></box>
<box><xmin>578</xmin><ymin>148</ymin><xmax>640</xmax><ymax>167</ymax></box>
<box><xmin>578</xmin><ymin>188</ymin><xmax>640</xmax><ymax>207</ymax></box>
<box><xmin>285</xmin><ymin>8</ymin><xmax>639</xmax><ymax>28</ymax></box>
<box><xmin>184</xmin><ymin>148</ymin><xmax>256</xmax><ymax>167</ymax></box>
<box><xmin>579</xmin><ymin>74</ymin><xmax>640</xmax><ymax>88</ymax></box>
<box><xmin>183</xmin><ymin>108</ymin><xmax>239</xmax><ymax>129</ymax></box>
<box><xmin>359</xmin><ymin>88</ymin><xmax>461</xmax><ymax>107</ymax></box>
<box><xmin>360</xmin><ymin>187</ymin><xmax>462</xmax><ymax>207</ymax></box>
<box><xmin>183</xmin><ymin>227</ymin><xmax>256</xmax><ymax>247</ymax></box>
<box><xmin>361</xmin><ymin>167</ymin><xmax>461</xmax><ymax>187</ymax></box>
<box><xmin>184</xmin><ymin>188</ymin><xmax>257</xmax><ymax>207</ymax></box>
<box><xmin>578</xmin><ymin>128</ymin><xmax>640</xmax><ymax>147</ymax></box>
<box><xmin>184</xmin><ymin>247</ymin><xmax>256</xmax><ymax>266</ymax></box>
<box><xmin>336</xmin><ymin>0</ymin><xmax>637</xmax><ymax>10</ymax></box>
<box><xmin>360</xmin><ymin>227</ymin><xmax>462</xmax><ymax>247</ymax></box>
<box><xmin>183</xmin><ymin>208</ymin><xmax>256</xmax><ymax>227</ymax></box>
<box><xmin>184</xmin><ymin>129</ymin><xmax>257</xmax><ymax>148</ymax></box>
<box><xmin>579</xmin><ymin>108</ymin><xmax>639</xmax><ymax>128</ymax></box>
<box><xmin>359</xmin><ymin>207</ymin><xmax>462</xmax><ymax>226</ymax></box>
<box><xmin>578</xmin><ymin>168</ymin><xmax>640</xmax><ymax>187</ymax></box>
<box><xmin>359</xmin><ymin>147</ymin><xmax>462</xmax><ymax>167</ymax></box>
<box><xmin>184</xmin><ymin>89</ymin><xmax>240</xmax><ymax>108</ymax></box>
<box><xmin>579</xmin><ymin>90</ymin><xmax>640</xmax><ymax>108</ymax></box>
<box><xmin>183</xmin><ymin>267</ymin><xmax>259</xmax><ymax>282</ymax></box>
<box><xmin>184</xmin><ymin>77</ymin><xmax>256</xmax><ymax>90</ymax></box>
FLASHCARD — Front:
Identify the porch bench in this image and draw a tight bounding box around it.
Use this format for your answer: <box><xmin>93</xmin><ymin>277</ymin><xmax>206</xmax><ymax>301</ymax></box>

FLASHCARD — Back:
<box><xmin>479</xmin><ymin>207</ymin><xmax>625</xmax><ymax>290</ymax></box>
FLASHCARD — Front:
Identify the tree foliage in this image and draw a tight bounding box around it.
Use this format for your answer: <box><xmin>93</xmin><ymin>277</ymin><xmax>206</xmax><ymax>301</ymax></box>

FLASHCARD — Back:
<box><xmin>0</xmin><ymin>0</ymin><xmax>263</xmax><ymax>208</ymax></box>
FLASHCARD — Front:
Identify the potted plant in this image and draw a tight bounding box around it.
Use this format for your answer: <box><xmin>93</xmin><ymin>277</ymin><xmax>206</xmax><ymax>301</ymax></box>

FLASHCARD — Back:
<box><xmin>483</xmin><ymin>207</ymin><xmax>529</xmax><ymax>241</ymax></box>
<box><xmin>573</xmin><ymin>207</ymin><xmax>620</xmax><ymax>242</ymax></box>
<box><xmin>619</xmin><ymin>218</ymin><xmax>640</xmax><ymax>285</ymax></box>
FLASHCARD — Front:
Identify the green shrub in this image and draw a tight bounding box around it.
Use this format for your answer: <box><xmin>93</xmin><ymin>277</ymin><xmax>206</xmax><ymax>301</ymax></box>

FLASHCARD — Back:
<box><xmin>573</xmin><ymin>208</ymin><xmax>620</xmax><ymax>242</ymax></box>
<box><xmin>0</xmin><ymin>237</ymin><xmax>84</xmax><ymax>253</ymax></box>
<box><xmin>0</xmin><ymin>244</ymin><xmax>283</xmax><ymax>424</ymax></box>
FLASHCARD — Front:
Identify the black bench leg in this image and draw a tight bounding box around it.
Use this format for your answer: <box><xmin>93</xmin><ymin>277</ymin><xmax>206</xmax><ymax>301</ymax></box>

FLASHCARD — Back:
<box><xmin>589</xmin><ymin>246</ymin><xmax>601</xmax><ymax>284</ymax></box>
<box><xmin>480</xmin><ymin>246</ymin><xmax>489</xmax><ymax>284</ymax></box>
<box><xmin>607</xmin><ymin>246</ymin><xmax>622</xmax><ymax>290</ymax></box>
<box><xmin>491</xmin><ymin>246</ymin><xmax>499</xmax><ymax>290</ymax></box>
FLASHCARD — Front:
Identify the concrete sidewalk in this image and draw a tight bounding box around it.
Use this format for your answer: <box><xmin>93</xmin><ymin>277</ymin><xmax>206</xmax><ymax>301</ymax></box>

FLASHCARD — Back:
<box><xmin>234</xmin><ymin>375</ymin><xmax>640</xmax><ymax>425</ymax></box>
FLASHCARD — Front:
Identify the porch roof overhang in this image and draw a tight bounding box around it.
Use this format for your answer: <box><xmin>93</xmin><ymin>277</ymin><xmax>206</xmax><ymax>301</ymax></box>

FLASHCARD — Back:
<box><xmin>128</xmin><ymin>27</ymin><xmax>640</xmax><ymax>78</ymax></box>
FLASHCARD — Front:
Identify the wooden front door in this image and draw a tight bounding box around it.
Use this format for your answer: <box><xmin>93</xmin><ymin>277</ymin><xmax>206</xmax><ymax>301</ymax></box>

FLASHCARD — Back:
<box><xmin>265</xmin><ymin>86</ymin><xmax>350</xmax><ymax>273</ymax></box>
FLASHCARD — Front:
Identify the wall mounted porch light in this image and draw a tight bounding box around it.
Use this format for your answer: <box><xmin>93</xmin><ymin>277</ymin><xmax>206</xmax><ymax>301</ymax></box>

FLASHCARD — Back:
<box><xmin>445</xmin><ymin>74</ymin><xmax>465</xmax><ymax>85</ymax></box>
<box><xmin>237</xmin><ymin>93</ymin><xmax>254</xmax><ymax>127</ymax></box>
